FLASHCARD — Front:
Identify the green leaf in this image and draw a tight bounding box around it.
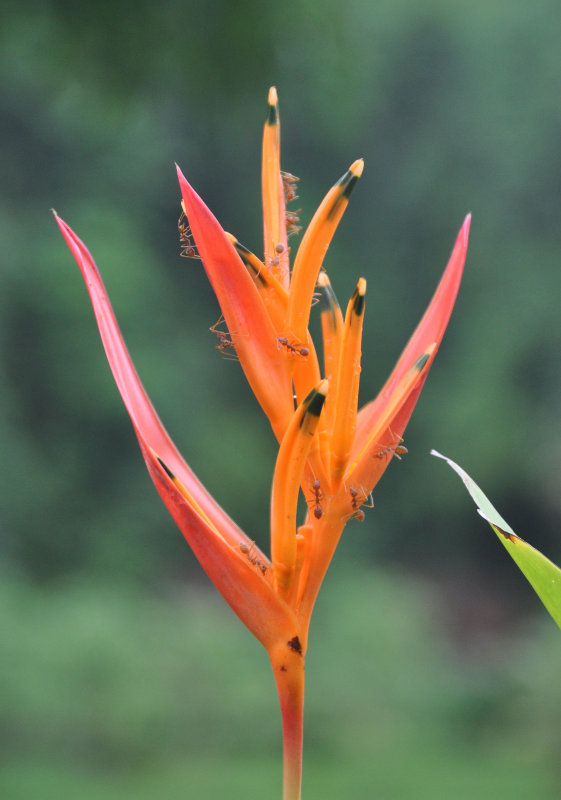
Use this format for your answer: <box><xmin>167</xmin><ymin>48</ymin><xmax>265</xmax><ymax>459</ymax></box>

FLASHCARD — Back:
<box><xmin>431</xmin><ymin>449</ymin><xmax>561</xmax><ymax>631</ymax></box>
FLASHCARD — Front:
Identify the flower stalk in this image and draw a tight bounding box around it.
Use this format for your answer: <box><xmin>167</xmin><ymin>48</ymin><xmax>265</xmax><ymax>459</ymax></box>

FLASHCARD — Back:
<box><xmin>56</xmin><ymin>89</ymin><xmax>470</xmax><ymax>799</ymax></box>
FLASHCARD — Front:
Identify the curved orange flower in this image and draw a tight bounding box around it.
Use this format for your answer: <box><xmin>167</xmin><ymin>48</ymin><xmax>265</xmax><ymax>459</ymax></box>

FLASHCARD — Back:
<box><xmin>57</xmin><ymin>87</ymin><xmax>470</xmax><ymax>800</ymax></box>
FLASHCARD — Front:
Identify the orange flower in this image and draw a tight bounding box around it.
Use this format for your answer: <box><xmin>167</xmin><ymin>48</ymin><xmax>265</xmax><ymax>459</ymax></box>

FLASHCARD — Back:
<box><xmin>56</xmin><ymin>87</ymin><xmax>470</xmax><ymax>800</ymax></box>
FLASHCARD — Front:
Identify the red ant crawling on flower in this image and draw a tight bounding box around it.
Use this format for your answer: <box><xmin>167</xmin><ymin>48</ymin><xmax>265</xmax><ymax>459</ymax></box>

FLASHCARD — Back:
<box><xmin>374</xmin><ymin>432</ymin><xmax>408</xmax><ymax>461</ymax></box>
<box><xmin>281</xmin><ymin>171</ymin><xmax>302</xmax><ymax>237</ymax></box>
<box><xmin>277</xmin><ymin>336</ymin><xmax>310</xmax><ymax>358</ymax></box>
<box><xmin>269</xmin><ymin>242</ymin><xmax>286</xmax><ymax>269</ymax></box>
<box><xmin>285</xmin><ymin>209</ymin><xmax>302</xmax><ymax>238</ymax></box>
<box><xmin>348</xmin><ymin>485</ymin><xmax>374</xmax><ymax>522</ymax></box>
<box><xmin>209</xmin><ymin>315</ymin><xmax>238</xmax><ymax>360</ymax></box>
<box><xmin>239</xmin><ymin>541</ymin><xmax>268</xmax><ymax>575</ymax></box>
<box><xmin>309</xmin><ymin>479</ymin><xmax>323</xmax><ymax>520</ymax></box>
<box><xmin>178</xmin><ymin>210</ymin><xmax>201</xmax><ymax>260</ymax></box>
<box><xmin>281</xmin><ymin>171</ymin><xmax>299</xmax><ymax>203</ymax></box>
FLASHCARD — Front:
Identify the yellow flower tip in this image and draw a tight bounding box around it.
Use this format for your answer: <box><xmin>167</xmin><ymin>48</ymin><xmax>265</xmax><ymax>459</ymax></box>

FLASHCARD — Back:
<box><xmin>51</xmin><ymin>208</ymin><xmax>59</xmax><ymax>218</ymax></box>
<box><xmin>353</xmin><ymin>278</ymin><xmax>366</xmax><ymax>317</ymax></box>
<box><xmin>303</xmin><ymin>379</ymin><xmax>329</xmax><ymax>419</ymax></box>
<box><xmin>316</xmin><ymin>270</ymin><xmax>330</xmax><ymax>288</ymax></box>
<box><xmin>334</xmin><ymin>160</ymin><xmax>364</xmax><ymax>203</ymax></box>
<box><xmin>267</xmin><ymin>87</ymin><xmax>279</xmax><ymax>125</ymax></box>
<box><xmin>350</xmin><ymin>158</ymin><xmax>364</xmax><ymax>178</ymax></box>
<box><xmin>225</xmin><ymin>232</ymin><xmax>253</xmax><ymax>264</ymax></box>
<box><xmin>343</xmin><ymin>278</ymin><xmax>367</xmax><ymax>322</ymax></box>
<box><xmin>353</xmin><ymin>278</ymin><xmax>367</xmax><ymax>315</ymax></box>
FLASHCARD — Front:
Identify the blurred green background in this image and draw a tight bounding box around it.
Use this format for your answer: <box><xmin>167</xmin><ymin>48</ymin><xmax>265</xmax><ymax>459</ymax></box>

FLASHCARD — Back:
<box><xmin>2</xmin><ymin>0</ymin><xmax>561</xmax><ymax>797</ymax></box>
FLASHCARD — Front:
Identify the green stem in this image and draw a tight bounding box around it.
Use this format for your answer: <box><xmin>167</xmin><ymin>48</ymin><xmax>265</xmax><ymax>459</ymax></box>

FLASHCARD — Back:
<box><xmin>270</xmin><ymin>644</ymin><xmax>306</xmax><ymax>800</ymax></box>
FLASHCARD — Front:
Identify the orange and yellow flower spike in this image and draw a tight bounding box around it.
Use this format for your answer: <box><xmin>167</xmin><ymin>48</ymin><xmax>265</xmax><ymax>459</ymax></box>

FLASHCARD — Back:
<box><xmin>287</xmin><ymin>159</ymin><xmax>363</xmax><ymax>345</ymax></box>
<box><xmin>57</xmin><ymin>89</ymin><xmax>471</xmax><ymax>800</ymax></box>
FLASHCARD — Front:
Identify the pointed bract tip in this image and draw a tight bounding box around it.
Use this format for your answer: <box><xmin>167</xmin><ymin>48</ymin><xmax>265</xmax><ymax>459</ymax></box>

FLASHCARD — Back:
<box><xmin>54</xmin><ymin>213</ymin><xmax>69</xmax><ymax>234</ymax></box>
<box><xmin>176</xmin><ymin>167</ymin><xmax>196</xmax><ymax>204</ymax></box>
<box><xmin>336</xmin><ymin>161</ymin><xmax>363</xmax><ymax>201</ymax></box>
<box><xmin>268</xmin><ymin>86</ymin><xmax>278</xmax><ymax>106</ymax></box>
<box><xmin>352</xmin><ymin>278</ymin><xmax>367</xmax><ymax>315</ymax></box>
<box><xmin>306</xmin><ymin>382</ymin><xmax>328</xmax><ymax>418</ymax></box>
<box><xmin>459</xmin><ymin>213</ymin><xmax>471</xmax><ymax>244</ymax></box>
<box><xmin>350</xmin><ymin>158</ymin><xmax>364</xmax><ymax>177</ymax></box>
<box><xmin>316</xmin><ymin>271</ymin><xmax>330</xmax><ymax>288</ymax></box>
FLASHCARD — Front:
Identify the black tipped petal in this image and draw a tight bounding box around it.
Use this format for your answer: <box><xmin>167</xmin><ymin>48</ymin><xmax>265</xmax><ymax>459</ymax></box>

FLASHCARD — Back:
<box><xmin>267</xmin><ymin>102</ymin><xmax>278</xmax><ymax>126</ymax></box>
<box><xmin>353</xmin><ymin>289</ymin><xmax>365</xmax><ymax>317</ymax></box>
<box><xmin>306</xmin><ymin>388</ymin><xmax>327</xmax><ymax>419</ymax></box>
<box><xmin>157</xmin><ymin>456</ymin><xmax>176</xmax><ymax>480</ymax></box>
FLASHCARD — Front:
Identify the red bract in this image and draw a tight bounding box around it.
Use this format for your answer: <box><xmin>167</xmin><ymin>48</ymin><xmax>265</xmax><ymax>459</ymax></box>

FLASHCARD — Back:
<box><xmin>56</xmin><ymin>87</ymin><xmax>470</xmax><ymax>800</ymax></box>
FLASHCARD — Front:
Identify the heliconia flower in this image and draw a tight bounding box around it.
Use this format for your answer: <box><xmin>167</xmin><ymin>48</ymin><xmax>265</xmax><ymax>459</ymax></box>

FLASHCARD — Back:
<box><xmin>56</xmin><ymin>86</ymin><xmax>470</xmax><ymax>800</ymax></box>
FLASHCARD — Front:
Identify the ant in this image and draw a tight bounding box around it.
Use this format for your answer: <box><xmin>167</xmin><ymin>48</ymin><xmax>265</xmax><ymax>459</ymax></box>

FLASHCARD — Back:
<box><xmin>269</xmin><ymin>242</ymin><xmax>286</xmax><ymax>268</ymax></box>
<box><xmin>209</xmin><ymin>315</ymin><xmax>238</xmax><ymax>360</ymax></box>
<box><xmin>239</xmin><ymin>541</ymin><xmax>268</xmax><ymax>575</ymax></box>
<box><xmin>348</xmin><ymin>485</ymin><xmax>374</xmax><ymax>522</ymax></box>
<box><xmin>285</xmin><ymin>209</ymin><xmax>302</xmax><ymax>237</ymax></box>
<box><xmin>281</xmin><ymin>172</ymin><xmax>302</xmax><ymax>237</ymax></box>
<box><xmin>281</xmin><ymin>171</ymin><xmax>299</xmax><ymax>203</ymax></box>
<box><xmin>277</xmin><ymin>336</ymin><xmax>309</xmax><ymax>358</ymax></box>
<box><xmin>374</xmin><ymin>433</ymin><xmax>408</xmax><ymax>461</ymax></box>
<box><xmin>310</xmin><ymin>479</ymin><xmax>323</xmax><ymax>520</ymax></box>
<box><xmin>178</xmin><ymin>210</ymin><xmax>200</xmax><ymax>259</ymax></box>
